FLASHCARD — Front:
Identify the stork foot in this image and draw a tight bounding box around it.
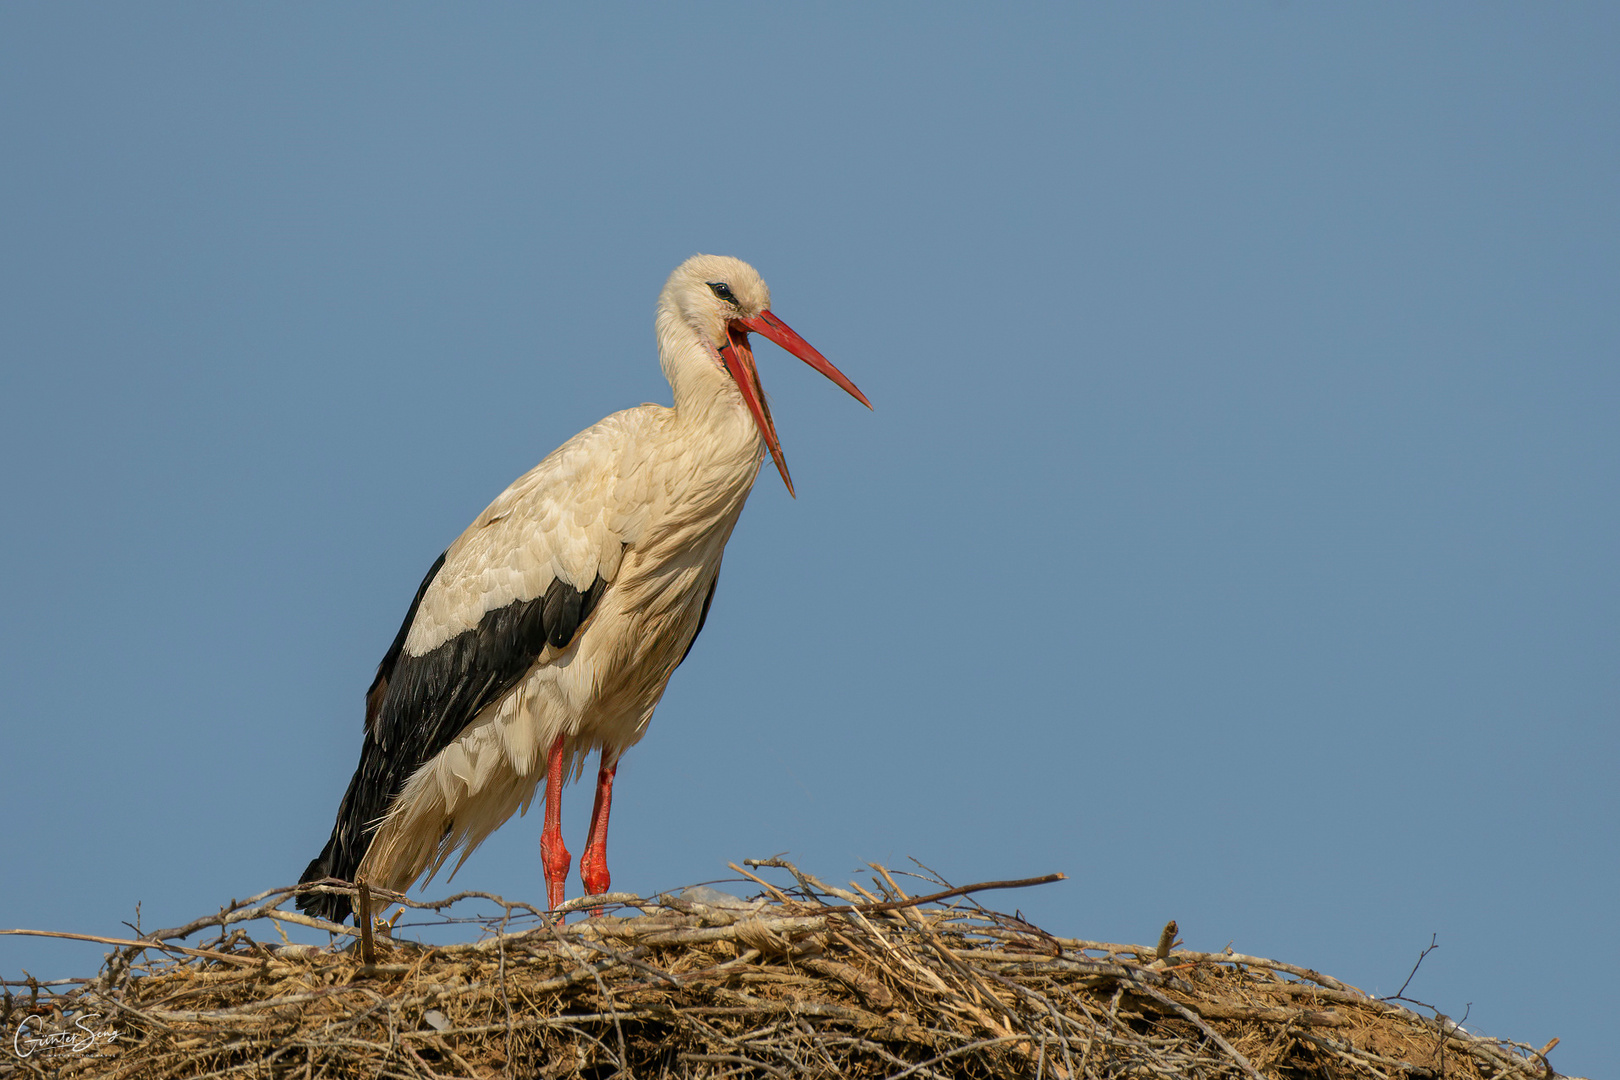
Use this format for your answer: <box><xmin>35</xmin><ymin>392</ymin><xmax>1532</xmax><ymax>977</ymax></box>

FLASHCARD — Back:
<box><xmin>580</xmin><ymin>758</ymin><xmax>617</xmax><ymax>915</ymax></box>
<box><xmin>540</xmin><ymin>828</ymin><xmax>571</xmax><ymax>912</ymax></box>
<box><xmin>579</xmin><ymin>851</ymin><xmax>610</xmax><ymax>898</ymax></box>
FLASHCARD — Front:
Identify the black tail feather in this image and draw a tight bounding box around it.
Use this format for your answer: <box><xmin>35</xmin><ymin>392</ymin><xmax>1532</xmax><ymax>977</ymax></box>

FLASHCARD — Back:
<box><xmin>296</xmin><ymin>840</ymin><xmax>355</xmax><ymax>925</ymax></box>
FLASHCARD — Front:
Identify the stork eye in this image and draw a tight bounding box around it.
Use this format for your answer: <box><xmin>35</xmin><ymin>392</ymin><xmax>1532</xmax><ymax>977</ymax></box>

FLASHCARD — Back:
<box><xmin>707</xmin><ymin>281</ymin><xmax>737</xmax><ymax>305</ymax></box>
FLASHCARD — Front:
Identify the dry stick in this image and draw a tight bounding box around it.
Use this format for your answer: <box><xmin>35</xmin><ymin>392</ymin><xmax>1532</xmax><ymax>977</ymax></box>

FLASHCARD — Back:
<box><xmin>670</xmin><ymin>1009</ymin><xmax>762</xmax><ymax>1059</ymax></box>
<box><xmin>357</xmin><ymin>881</ymin><xmax>376</xmax><ymax>968</ymax></box>
<box><xmin>1155</xmin><ymin>920</ymin><xmax>1178</xmax><ymax>962</ymax></box>
<box><xmin>744</xmin><ymin>860</ymin><xmax>1067</xmax><ymax>916</ymax></box>
<box><xmin>880</xmin><ymin>1033</ymin><xmax>1035</xmax><ymax>1080</ymax></box>
<box><xmin>678</xmin><ymin>1051</ymin><xmax>791</xmax><ymax>1078</ymax></box>
<box><xmin>496</xmin><ymin>904</ymin><xmax>516</xmax><ymax>1074</ymax></box>
<box><xmin>143</xmin><ymin>883</ymin><xmax>309</xmax><ymax>941</ymax></box>
<box><xmin>615</xmin><ymin>916</ymin><xmax>830</xmax><ymax>949</ymax></box>
<box><xmin>769</xmin><ymin>1024</ymin><xmax>817</xmax><ymax>1080</ymax></box>
<box><xmin>1056</xmin><ymin>1001</ymin><xmax>1083</xmax><ymax>1078</ymax></box>
<box><xmin>1529</xmin><ymin>1038</ymin><xmax>1560</xmax><ymax>1080</ymax></box>
<box><xmin>355</xmin><ymin>957</ymin><xmax>616</xmax><ymax>1016</ymax></box>
<box><xmin>392</xmin><ymin>1006</ymin><xmax>667</xmax><ymax>1042</ymax></box>
<box><xmin>1166</xmin><ymin>949</ymin><xmax>1355</xmax><ymax>993</ymax></box>
<box><xmin>553</xmin><ymin>891</ymin><xmax>643</xmax><ymax>915</ymax></box>
<box><xmin>1383</xmin><ymin>933</ymin><xmax>1439</xmax><ymax>1006</ymax></box>
<box><xmin>295</xmin><ymin>879</ymin><xmax>547</xmax><ymax>924</ymax></box>
<box><xmin>727</xmin><ymin>862</ymin><xmax>797</xmax><ymax>904</ymax></box>
<box><xmin>1125</xmin><ymin>980</ymin><xmax>1266</xmax><ymax>1080</ymax></box>
<box><xmin>965</xmin><ymin>917</ymin><xmax>1066</xmax><ymax>958</ymax></box>
<box><xmin>846</xmin><ymin>878</ymin><xmax>887</xmax><ymax>907</ymax></box>
<box><xmin>574</xmin><ymin>938</ymin><xmax>682</xmax><ymax>987</ymax></box>
<box><xmin>0</xmin><ymin>929</ymin><xmax>262</xmax><ymax>968</ymax></box>
<box><xmin>743</xmin><ymin>859</ymin><xmax>864</xmax><ymax>904</ymax></box>
<box><xmin>429</xmin><ymin>1033</ymin><xmax>481</xmax><ymax>1079</ymax></box>
<box><xmin>1187</xmin><ymin>1001</ymin><xmax>1347</xmax><ymax>1027</ymax></box>
<box><xmin>1442</xmin><ymin>1033</ymin><xmax>1555</xmax><ymax>1080</ymax></box>
<box><xmin>794</xmin><ymin>1015</ymin><xmax>840</xmax><ymax>1077</ymax></box>
<box><xmin>101</xmin><ymin>993</ymin><xmax>197</xmax><ymax>1036</ymax></box>
<box><xmin>871</xmin><ymin>864</ymin><xmax>1023</xmax><ymax>1038</ymax></box>
<box><xmin>982</xmin><ymin>971</ymin><xmax>1094</xmax><ymax>1076</ymax></box>
<box><xmin>123</xmin><ymin>891</ymin><xmax>362</xmax><ymax>960</ymax></box>
<box><xmin>548</xmin><ymin>917</ymin><xmax>627</xmax><ymax>1075</ymax></box>
<box><xmin>334</xmin><ymin>986</ymin><xmax>394</xmax><ymax>1041</ymax></box>
<box><xmin>825</xmin><ymin>873</ymin><xmax>1067</xmax><ymax>915</ymax></box>
<box><xmin>797</xmin><ymin>957</ymin><xmax>891</xmax><ymax>1009</ymax></box>
<box><xmin>403</xmin><ymin>1043</ymin><xmax>458</xmax><ymax>1080</ymax></box>
<box><xmin>703</xmin><ymin>984</ymin><xmax>882</xmax><ymax>1027</ymax></box>
<box><xmin>822</xmin><ymin>926</ymin><xmax>908</xmax><ymax>1013</ymax></box>
<box><xmin>825</xmin><ymin>1035</ymin><xmax>950</xmax><ymax>1080</ymax></box>
<box><xmin>840</xmin><ymin>902</ymin><xmax>970</xmax><ymax>1031</ymax></box>
<box><xmin>1247</xmin><ymin>975</ymin><xmax>1540</xmax><ymax>1076</ymax></box>
<box><xmin>1077</xmin><ymin>1004</ymin><xmax>1098</xmax><ymax>1080</ymax></box>
<box><xmin>1292</xmin><ymin>1029</ymin><xmax>1435</xmax><ymax>1078</ymax></box>
<box><xmin>553</xmin><ymin>1021</ymin><xmax>636</xmax><ymax>1079</ymax></box>
<box><xmin>142</xmin><ymin>985</ymin><xmax>399</xmax><ymax>1022</ymax></box>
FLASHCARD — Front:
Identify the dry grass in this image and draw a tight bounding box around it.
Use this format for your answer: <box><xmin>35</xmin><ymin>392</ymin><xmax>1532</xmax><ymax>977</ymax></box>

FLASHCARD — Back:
<box><xmin>1</xmin><ymin>859</ymin><xmax>1570</xmax><ymax>1079</ymax></box>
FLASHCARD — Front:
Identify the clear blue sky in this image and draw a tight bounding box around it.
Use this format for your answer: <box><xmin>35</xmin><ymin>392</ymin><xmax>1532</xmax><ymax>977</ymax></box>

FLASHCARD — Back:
<box><xmin>2</xmin><ymin>5</ymin><xmax>1614</xmax><ymax>1075</ymax></box>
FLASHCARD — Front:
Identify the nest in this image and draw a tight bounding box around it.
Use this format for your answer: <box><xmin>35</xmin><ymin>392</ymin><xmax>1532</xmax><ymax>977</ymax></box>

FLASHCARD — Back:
<box><xmin>2</xmin><ymin>859</ymin><xmax>1569</xmax><ymax>1079</ymax></box>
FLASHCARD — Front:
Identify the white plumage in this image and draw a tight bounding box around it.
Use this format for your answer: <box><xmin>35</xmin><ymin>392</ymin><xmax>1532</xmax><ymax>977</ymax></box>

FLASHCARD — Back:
<box><xmin>297</xmin><ymin>255</ymin><xmax>868</xmax><ymax>922</ymax></box>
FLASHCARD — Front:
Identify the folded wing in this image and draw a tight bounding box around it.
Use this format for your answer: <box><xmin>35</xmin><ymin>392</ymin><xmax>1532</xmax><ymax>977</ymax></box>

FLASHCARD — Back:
<box><xmin>297</xmin><ymin>412</ymin><xmax>655</xmax><ymax>922</ymax></box>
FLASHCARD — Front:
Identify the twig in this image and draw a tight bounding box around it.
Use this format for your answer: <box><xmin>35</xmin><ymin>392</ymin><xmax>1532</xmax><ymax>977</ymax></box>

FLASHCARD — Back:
<box><xmin>776</xmin><ymin>872</ymin><xmax>1068</xmax><ymax>915</ymax></box>
<box><xmin>358</xmin><ymin>881</ymin><xmax>377</xmax><ymax>967</ymax></box>
<box><xmin>1127</xmin><ymin>980</ymin><xmax>1266</xmax><ymax>1080</ymax></box>
<box><xmin>1</xmin><ymin>929</ymin><xmax>262</xmax><ymax>968</ymax></box>
<box><xmin>553</xmin><ymin>891</ymin><xmax>643</xmax><ymax>915</ymax></box>
<box><xmin>549</xmin><ymin>913</ymin><xmax>627</xmax><ymax>1074</ymax></box>
<box><xmin>880</xmin><ymin>1034</ymin><xmax>1033</xmax><ymax>1080</ymax></box>
<box><xmin>1155</xmin><ymin>920</ymin><xmax>1179</xmax><ymax>961</ymax></box>
<box><xmin>678</xmin><ymin>1051</ymin><xmax>791</xmax><ymax>1078</ymax></box>
<box><xmin>1382</xmin><ymin>933</ymin><xmax>1439</xmax><ymax>1006</ymax></box>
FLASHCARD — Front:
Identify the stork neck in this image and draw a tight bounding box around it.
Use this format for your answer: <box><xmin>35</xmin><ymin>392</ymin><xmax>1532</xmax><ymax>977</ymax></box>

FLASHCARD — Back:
<box><xmin>655</xmin><ymin>308</ymin><xmax>759</xmax><ymax>440</ymax></box>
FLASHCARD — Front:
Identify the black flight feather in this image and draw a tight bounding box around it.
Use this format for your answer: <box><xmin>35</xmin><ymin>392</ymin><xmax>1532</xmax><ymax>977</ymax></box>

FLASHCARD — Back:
<box><xmin>298</xmin><ymin>558</ymin><xmax>608</xmax><ymax>923</ymax></box>
<box><xmin>678</xmin><ymin>573</ymin><xmax>719</xmax><ymax>667</ymax></box>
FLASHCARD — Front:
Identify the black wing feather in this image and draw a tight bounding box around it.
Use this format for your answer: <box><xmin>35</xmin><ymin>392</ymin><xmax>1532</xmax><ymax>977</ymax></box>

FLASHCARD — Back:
<box><xmin>365</xmin><ymin>550</ymin><xmax>447</xmax><ymax>739</ymax></box>
<box><xmin>678</xmin><ymin>572</ymin><xmax>719</xmax><ymax>667</ymax></box>
<box><xmin>543</xmin><ymin>578</ymin><xmax>583</xmax><ymax>650</ymax></box>
<box><xmin>299</xmin><ymin>557</ymin><xmax>607</xmax><ymax>923</ymax></box>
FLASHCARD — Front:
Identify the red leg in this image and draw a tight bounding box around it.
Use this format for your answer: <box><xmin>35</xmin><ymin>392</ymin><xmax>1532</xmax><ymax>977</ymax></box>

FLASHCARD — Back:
<box><xmin>579</xmin><ymin>756</ymin><xmax>618</xmax><ymax>903</ymax></box>
<box><xmin>539</xmin><ymin>735</ymin><xmax>571</xmax><ymax>911</ymax></box>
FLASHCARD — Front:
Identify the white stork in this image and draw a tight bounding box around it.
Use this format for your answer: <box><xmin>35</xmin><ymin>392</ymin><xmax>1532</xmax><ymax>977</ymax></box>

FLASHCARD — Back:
<box><xmin>296</xmin><ymin>255</ymin><xmax>868</xmax><ymax>923</ymax></box>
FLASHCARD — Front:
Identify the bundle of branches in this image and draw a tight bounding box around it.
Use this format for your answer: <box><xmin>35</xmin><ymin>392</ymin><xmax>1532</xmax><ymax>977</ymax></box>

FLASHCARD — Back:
<box><xmin>2</xmin><ymin>859</ymin><xmax>1570</xmax><ymax>1080</ymax></box>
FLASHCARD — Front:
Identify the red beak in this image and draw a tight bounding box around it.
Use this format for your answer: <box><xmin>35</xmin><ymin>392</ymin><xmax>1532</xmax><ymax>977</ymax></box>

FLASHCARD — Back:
<box><xmin>717</xmin><ymin>310</ymin><xmax>870</xmax><ymax>497</ymax></box>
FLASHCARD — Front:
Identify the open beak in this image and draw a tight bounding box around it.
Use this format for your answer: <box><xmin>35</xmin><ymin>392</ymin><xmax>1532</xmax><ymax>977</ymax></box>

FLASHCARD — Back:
<box><xmin>717</xmin><ymin>310</ymin><xmax>871</xmax><ymax>498</ymax></box>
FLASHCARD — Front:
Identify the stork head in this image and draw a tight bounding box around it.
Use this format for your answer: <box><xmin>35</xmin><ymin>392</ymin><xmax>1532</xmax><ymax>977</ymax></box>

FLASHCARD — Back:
<box><xmin>658</xmin><ymin>254</ymin><xmax>870</xmax><ymax>497</ymax></box>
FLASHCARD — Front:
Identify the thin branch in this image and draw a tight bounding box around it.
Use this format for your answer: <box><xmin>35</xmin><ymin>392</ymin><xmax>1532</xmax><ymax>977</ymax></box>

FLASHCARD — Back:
<box><xmin>1382</xmin><ymin>933</ymin><xmax>1440</xmax><ymax>1005</ymax></box>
